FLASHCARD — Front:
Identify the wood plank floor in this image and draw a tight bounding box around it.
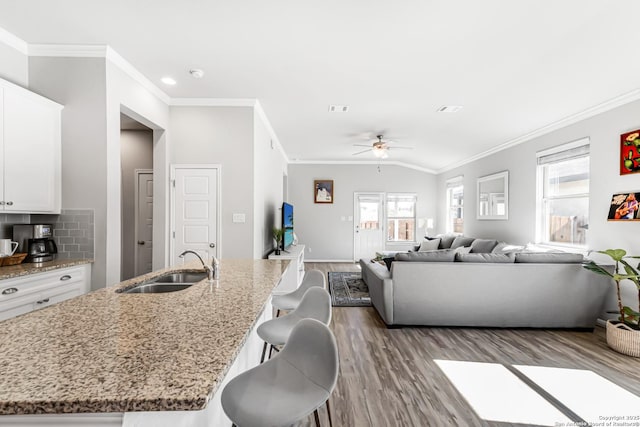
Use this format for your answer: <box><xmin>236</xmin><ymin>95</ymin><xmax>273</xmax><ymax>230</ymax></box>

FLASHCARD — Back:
<box><xmin>290</xmin><ymin>262</ymin><xmax>640</xmax><ymax>427</ymax></box>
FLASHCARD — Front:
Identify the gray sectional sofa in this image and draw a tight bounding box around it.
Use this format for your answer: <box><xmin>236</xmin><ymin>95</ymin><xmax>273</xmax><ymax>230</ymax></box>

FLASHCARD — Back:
<box><xmin>360</xmin><ymin>235</ymin><xmax>612</xmax><ymax>329</ymax></box>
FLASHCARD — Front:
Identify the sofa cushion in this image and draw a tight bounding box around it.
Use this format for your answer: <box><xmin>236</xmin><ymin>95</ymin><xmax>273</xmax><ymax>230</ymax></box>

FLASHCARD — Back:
<box><xmin>456</xmin><ymin>252</ymin><xmax>516</xmax><ymax>263</ymax></box>
<box><xmin>470</xmin><ymin>239</ymin><xmax>499</xmax><ymax>253</ymax></box>
<box><xmin>450</xmin><ymin>236</ymin><xmax>475</xmax><ymax>249</ymax></box>
<box><xmin>515</xmin><ymin>252</ymin><xmax>584</xmax><ymax>263</ymax></box>
<box><xmin>395</xmin><ymin>249</ymin><xmax>457</xmax><ymax>262</ymax></box>
<box><xmin>418</xmin><ymin>238</ymin><xmax>441</xmax><ymax>252</ymax></box>
<box><xmin>455</xmin><ymin>246</ymin><xmax>472</xmax><ymax>255</ymax></box>
<box><xmin>437</xmin><ymin>234</ymin><xmax>457</xmax><ymax>249</ymax></box>
<box><xmin>492</xmin><ymin>242</ymin><xmax>525</xmax><ymax>254</ymax></box>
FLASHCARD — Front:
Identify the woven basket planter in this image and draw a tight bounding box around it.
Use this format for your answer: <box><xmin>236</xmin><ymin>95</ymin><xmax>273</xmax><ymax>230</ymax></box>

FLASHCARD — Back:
<box><xmin>606</xmin><ymin>320</ymin><xmax>640</xmax><ymax>357</ymax></box>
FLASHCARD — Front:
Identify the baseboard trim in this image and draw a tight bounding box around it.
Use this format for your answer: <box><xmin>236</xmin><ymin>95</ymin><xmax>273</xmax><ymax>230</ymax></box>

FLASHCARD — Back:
<box><xmin>305</xmin><ymin>259</ymin><xmax>356</xmax><ymax>263</ymax></box>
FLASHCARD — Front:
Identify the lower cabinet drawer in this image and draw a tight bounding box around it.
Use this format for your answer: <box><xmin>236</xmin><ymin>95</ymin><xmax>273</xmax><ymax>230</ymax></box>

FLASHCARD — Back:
<box><xmin>0</xmin><ymin>294</ymin><xmax>37</xmax><ymax>322</ymax></box>
<box><xmin>34</xmin><ymin>282</ymin><xmax>85</xmax><ymax>311</ymax></box>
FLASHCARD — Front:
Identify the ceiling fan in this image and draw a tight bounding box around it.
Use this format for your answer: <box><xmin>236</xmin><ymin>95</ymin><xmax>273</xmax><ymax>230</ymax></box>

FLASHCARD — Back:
<box><xmin>352</xmin><ymin>135</ymin><xmax>413</xmax><ymax>159</ymax></box>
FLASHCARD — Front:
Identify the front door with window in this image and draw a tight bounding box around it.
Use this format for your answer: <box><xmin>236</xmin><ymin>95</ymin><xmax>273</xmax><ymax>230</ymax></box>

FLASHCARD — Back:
<box><xmin>353</xmin><ymin>193</ymin><xmax>385</xmax><ymax>261</ymax></box>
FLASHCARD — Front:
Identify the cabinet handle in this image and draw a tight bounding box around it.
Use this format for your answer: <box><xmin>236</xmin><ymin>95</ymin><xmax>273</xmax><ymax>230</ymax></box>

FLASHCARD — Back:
<box><xmin>36</xmin><ymin>298</ymin><xmax>50</xmax><ymax>304</ymax></box>
<box><xmin>2</xmin><ymin>287</ymin><xmax>18</xmax><ymax>295</ymax></box>
<box><xmin>60</xmin><ymin>275</ymin><xmax>72</xmax><ymax>281</ymax></box>
<box><xmin>5</xmin><ymin>201</ymin><xmax>13</xmax><ymax>206</ymax></box>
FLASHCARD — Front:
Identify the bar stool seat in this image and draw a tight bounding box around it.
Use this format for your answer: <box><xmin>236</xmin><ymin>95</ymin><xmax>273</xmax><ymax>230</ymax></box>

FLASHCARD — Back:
<box><xmin>221</xmin><ymin>318</ymin><xmax>339</xmax><ymax>427</ymax></box>
<box><xmin>272</xmin><ymin>269</ymin><xmax>326</xmax><ymax>312</ymax></box>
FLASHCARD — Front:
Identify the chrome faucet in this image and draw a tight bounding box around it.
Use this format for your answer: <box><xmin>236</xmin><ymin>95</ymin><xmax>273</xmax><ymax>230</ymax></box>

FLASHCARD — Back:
<box><xmin>179</xmin><ymin>250</ymin><xmax>218</xmax><ymax>280</ymax></box>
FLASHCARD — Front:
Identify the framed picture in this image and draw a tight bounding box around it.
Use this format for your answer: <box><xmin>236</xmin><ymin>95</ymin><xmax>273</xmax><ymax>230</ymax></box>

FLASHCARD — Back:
<box><xmin>608</xmin><ymin>192</ymin><xmax>640</xmax><ymax>221</ymax></box>
<box><xmin>314</xmin><ymin>180</ymin><xmax>334</xmax><ymax>204</ymax></box>
<box><xmin>620</xmin><ymin>129</ymin><xmax>640</xmax><ymax>175</ymax></box>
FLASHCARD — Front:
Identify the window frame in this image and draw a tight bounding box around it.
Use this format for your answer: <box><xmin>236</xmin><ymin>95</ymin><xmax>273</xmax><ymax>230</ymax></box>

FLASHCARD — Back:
<box><xmin>445</xmin><ymin>176</ymin><xmax>464</xmax><ymax>234</ymax></box>
<box><xmin>385</xmin><ymin>193</ymin><xmax>417</xmax><ymax>243</ymax></box>
<box><xmin>535</xmin><ymin>138</ymin><xmax>590</xmax><ymax>249</ymax></box>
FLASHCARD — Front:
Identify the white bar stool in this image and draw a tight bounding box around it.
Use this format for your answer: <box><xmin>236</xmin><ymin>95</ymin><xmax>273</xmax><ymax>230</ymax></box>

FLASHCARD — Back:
<box><xmin>272</xmin><ymin>269</ymin><xmax>326</xmax><ymax>316</ymax></box>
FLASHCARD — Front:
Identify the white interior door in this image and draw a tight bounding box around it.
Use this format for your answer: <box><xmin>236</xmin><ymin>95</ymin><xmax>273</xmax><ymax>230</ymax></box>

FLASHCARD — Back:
<box><xmin>354</xmin><ymin>192</ymin><xmax>385</xmax><ymax>261</ymax></box>
<box><xmin>171</xmin><ymin>165</ymin><xmax>220</xmax><ymax>266</ymax></box>
<box><xmin>134</xmin><ymin>170</ymin><xmax>153</xmax><ymax>276</ymax></box>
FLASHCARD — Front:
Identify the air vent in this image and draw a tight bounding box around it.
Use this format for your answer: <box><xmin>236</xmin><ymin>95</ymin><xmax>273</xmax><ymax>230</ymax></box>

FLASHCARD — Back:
<box><xmin>328</xmin><ymin>105</ymin><xmax>349</xmax><ymax>112</ymax></box>
<box><xmin>437</xmin><ymin>105</ymin><xmax>463</xmax><ymax>113</ymax></box>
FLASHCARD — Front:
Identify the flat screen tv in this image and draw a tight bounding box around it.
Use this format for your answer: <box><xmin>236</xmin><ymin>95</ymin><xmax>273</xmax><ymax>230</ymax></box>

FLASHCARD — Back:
<box><xmin>282</xmin><ymin>202</ymin><xmax>294</xmax><ymax>249</ymax></box>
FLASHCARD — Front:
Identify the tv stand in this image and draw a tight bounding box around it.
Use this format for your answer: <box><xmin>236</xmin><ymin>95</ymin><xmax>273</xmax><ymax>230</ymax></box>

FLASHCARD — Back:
<box><xmin>268</xmin><ymin>244</ymin><xmax>305</xmax><ymax>295</ymax></box>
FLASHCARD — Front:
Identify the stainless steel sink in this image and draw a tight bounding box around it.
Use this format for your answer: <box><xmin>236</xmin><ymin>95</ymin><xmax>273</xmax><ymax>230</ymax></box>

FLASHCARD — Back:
<box><xmin>124</xmin><ymin>283</ymin><xmax>194</xmax><ymax>294</ymax></box>
<box><xmin>151</xmin><ymin>271</ymin><xmax>208</xmax><ymax>284</ymax></box>
<box><xmin>118</xmin><ymin>270</ymin><xmax>208</xmax><ymax>294</ymax></box>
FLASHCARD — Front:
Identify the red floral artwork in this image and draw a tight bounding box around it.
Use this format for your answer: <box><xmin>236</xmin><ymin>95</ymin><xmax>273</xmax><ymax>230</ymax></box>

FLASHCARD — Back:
<box><xmin>621</xmin><ymin>129</ymin><xmax>640</xmax><ymax>175</ymax></box>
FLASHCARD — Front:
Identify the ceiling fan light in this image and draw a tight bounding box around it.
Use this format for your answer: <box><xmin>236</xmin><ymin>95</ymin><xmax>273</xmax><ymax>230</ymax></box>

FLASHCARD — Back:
<box><xmin>373</xmin><ymin>148</ymin><xmax>386</xmax><ymax>158</ymax></box>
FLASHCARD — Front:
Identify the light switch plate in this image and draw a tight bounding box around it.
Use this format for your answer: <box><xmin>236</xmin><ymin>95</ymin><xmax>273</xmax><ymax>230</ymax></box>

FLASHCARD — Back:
<box><xmin>232</xmin><ymin>213</ymin><xmax>246</xmax><ymax>223</ymax></box>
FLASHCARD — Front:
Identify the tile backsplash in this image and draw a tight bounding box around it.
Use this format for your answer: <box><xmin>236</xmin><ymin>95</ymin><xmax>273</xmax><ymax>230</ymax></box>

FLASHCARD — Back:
<box><xmin>32</xmin><ymin>209</ymin><xmax>95</xmax><ymax>260</ymax></box>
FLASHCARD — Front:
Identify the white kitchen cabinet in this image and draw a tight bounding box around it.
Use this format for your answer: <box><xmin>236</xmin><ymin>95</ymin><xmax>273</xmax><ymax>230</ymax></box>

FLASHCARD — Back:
<box><xmin>268</xmin><ymin>244</ymin><xmax>305</xmax><ymax>295</ymax></box>
<box><xmin>0</xmin><ymin>264</ymin><xmax>91</xmax><ymax>322</ymax></box>
<box><xmin>0</xmin><ymin>78</ymin><xmax>62</xmax><ymax>213</ymax></box>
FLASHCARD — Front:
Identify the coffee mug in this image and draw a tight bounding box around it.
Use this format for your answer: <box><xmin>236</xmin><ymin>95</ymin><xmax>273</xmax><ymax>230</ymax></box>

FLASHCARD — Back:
<box><xmin>0</xmin><ymin>239</ymin><xmax>18</xmax><ymax>257</ymax></box>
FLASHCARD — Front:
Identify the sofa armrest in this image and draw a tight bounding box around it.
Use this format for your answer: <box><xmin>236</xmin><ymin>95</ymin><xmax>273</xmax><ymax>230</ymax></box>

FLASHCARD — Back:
<box><xmin>359</xmin><ymin>259</ymin><xmax>394</xmax><ymax>325</ymax></box>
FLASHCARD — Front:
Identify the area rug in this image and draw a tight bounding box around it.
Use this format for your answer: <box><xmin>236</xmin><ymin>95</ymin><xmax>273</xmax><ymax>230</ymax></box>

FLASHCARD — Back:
<box><xmin>327</xmin><ymin>271</ymin><xmax>371</xmax><ymax>307</ymax></box>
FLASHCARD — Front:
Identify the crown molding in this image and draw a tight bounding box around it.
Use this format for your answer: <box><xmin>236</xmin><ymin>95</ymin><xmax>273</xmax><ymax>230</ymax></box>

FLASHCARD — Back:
<box><xmin>437</xmin><ymin>87</ymin><xmax>640</xmax><ymax>174</ymax></box>
<box><xmin>105</xmin><ymin>47</ymin><xmax>170</xmax><ymax>104</ymax></box>
<box><xmin>170</xmin><ymin>98</ymin><xmax>257</xmax><ymax>107</ymax></box>
<box><xmin>28</xmin><ymin>44</ymin><xmax>107</xmax><ymax>57</ymax></box>
<box><xmin>290</xmin><ymin>159</ymin><xmax>436</xmax><ymax>174</ymax></box>
<box><xmin>0</xmin><ymin>26</ymin><xmax>28</xmax><ymax>55</ymax></box>
<box><xmin>254</xmin><ymin>100</ymin><xmax>289</xmax><ymax>163</ymax></box>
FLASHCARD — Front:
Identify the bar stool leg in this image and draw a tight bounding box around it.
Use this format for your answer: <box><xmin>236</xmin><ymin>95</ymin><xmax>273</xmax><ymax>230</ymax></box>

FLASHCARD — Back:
<box><xmin>260</xmin><ymin>341</ymin><xmax>268</xmax><ymax>363</ymax></box>
<box><xmin>275</xmin><ymin>309</ymin><xmax>281</xmax><ymax>317</ymax></box>
<box><xmin>313</xmin><ymin>409</ymin><xmax>321</xmax><ymax>427</ymax></box>
<box><xmin>326</xmin><ymin>398</ymin><xmax>333</xmax><ymax>427</ymax></box>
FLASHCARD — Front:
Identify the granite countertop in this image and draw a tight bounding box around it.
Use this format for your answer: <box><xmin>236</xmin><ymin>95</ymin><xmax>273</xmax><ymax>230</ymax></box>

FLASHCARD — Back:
<box><xmin>0</xmin><ymin>258</ymin><xmax>93</xmax><ymax>281</ymax></box>
<box><xmin>0</xmin><ymin>259</ymin><xmax>288</xmax><ymax>415</ymax></box>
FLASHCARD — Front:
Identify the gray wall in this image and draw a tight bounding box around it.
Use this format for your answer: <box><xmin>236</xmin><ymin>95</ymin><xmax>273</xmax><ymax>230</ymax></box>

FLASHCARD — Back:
<box><xmin>436</xmin><ymin>98</ymin><xmax>640</xmax><ymax>313</ymax></box>
<box><xmin>28</xmin><ymin>57</ymin><xmax>108</xmax><ymax>290</ymax></box>
<box><xmin>0</xmin><ymin>42</ymin><xmax>28</xmax><ymax>88</ymax></box>
<box><xmin>253</xmin><ymin>112</ymin><xmax>288</xmax><ymax>258</ymax></box>
<box><xmin>169</xmin><ymin>106</ymin><xmax>255</xmax><ymax>258</ymax></box>
<box><xmin>288</xmin><ymin>164</ymin><xmax>437</xmax><ymax>261</ymax></box>
<box><xmin>120</xmin><ymin>130</ymin><xmax>153</xmax><ymax>280</ymax></box>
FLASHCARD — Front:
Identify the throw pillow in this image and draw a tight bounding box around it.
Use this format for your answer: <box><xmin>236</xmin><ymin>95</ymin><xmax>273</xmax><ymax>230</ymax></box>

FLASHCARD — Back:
<box><xmin>383</xmin><ymin>257</ymin><xmax>394</xmax><ymax>271</ymax></box>
<box><xmin>456</xmin><ymin>253</ymin><xmax>516</xmax><ymax>263</ymax></box>
<box><xmin>437</xmin><ymin>234</ymin><xmax>457</xmax><ymax>249</ymax></box>
<box><xmin>395</xmin><ymin>249</ymin><xmax>457</xmax><ymax>262</ymax></box>
<box><xmin>455</xmin><ymin>246</ymin><xmax>472</xmax><ymax>255</ymax></box>
<box><xmin>491</xmin><ymin>242</ymin><xmax>525</xmax><ymax>254</ymax></box>
<box><xmin>450</xmin><ymin>236</ymin><xmax>475</xmax><ymax>249</ymax></box>
<box><xmin>470</xmin><ymin>239</ymin><xmax>499</xmax><ymax>253</ymax></box>
<box><xmin>418</xmin><ymin>238</ymin><xmax>441</xmax><ymax>251</ymax></box>
<box><xmin>515</xmin><ymin>252</ymin><xmax>584</xmax><ymax>263</ymax></box>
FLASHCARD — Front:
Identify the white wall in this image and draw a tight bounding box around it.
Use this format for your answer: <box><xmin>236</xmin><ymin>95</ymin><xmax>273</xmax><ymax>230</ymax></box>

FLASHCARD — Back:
<box><xmin>436</xmin><ymin>98</ymin><xmax>640</xmax><ymax>313</ymax></box>
<box><xmin>288</xmin><ymin>164</ymin><xmax>437</xmax><ymax>261</ymax></box>
<box><xmin>169</xmin><ymin>106</ymin><xmax>255</xmax><ymax>258</ymax></box>
<box><xmin>0</xmin><ymin>42</ymin><xmax>28</xmax><ymax>88</ymax></box>
<box><xmin>253</xmin><ymin>111</ymin><xmax>288</xmax><ymax>258</ymax></box>
<box><xmin>120</xmin><ymin>130</ymin><xmax>153</xmax><ymax>280</ymax></box>
<box><xmin>28</xmin><ymin>57</ymin><xmax>108</xmax><ymax>290</ymax></box>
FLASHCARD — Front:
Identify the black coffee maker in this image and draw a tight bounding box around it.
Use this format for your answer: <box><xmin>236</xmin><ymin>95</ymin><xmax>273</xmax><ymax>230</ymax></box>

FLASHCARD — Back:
<box><xmin>12</xmin><ymin>224</ymin><xmax>58</xmax><ymax>263</ymax></box>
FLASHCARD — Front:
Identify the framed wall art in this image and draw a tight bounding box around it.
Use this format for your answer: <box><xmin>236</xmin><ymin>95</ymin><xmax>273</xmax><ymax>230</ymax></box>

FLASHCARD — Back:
<box><xmin>620</xmin><ymin>129</ymin><xmax>640</xmax><ymax>175</ymax></box>
<box><xmin>607</xmin><ymin>192</ymin><xmax>640</xmax><ymax>221</ymax></box>
<box><xmin>314</xmin><ymin>180</ymin><xmax>333</xmax><ymax>204</ymax></box>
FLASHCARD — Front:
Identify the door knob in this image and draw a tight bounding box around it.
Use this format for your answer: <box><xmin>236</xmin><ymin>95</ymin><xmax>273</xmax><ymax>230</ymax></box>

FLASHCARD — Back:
<box><xmin>209</xmin><ymin>243</ymin><xmax>215</xmax><ymax>248</ymax></box>
<box><xmin>138</xmin><ymin>241</ymin><xmax>145</xmax><ymax>245</ymax></box>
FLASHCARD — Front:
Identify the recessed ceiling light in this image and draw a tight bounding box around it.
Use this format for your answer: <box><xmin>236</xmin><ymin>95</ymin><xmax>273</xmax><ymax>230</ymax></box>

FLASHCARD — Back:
<box><xmin>189</xmin><ymin>69</ymin><xmax>205</xmax><ymax>79</ymax></box>
<box><xmin>161</xmin><ymin>76</ymin><xmax>177</xmax><ymax>85</ymax></box>
<box><xmin>437</xmin><ymin>105</ymin><xmax>463</xmax><ymax>113</ymax></box>
<box><xmin>328</xmin><ymin>105</ymin><xmax>349</xmax><ymax>112</ymax></box>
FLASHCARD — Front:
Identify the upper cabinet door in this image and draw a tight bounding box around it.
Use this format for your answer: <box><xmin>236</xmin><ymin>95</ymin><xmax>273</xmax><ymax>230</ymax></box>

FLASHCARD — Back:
<box><xmin>2</xmin><ymin>86</ymin><xmax>61</xmax><ymax>213</ymax></box>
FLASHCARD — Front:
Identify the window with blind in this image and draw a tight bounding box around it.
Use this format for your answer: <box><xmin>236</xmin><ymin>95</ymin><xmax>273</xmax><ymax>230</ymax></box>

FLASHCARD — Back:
<box><xmin>386</xmin><ymin>194</ymin><xmax>416</xmax><ymax>242</ymax></box>
<box><xmin>536</xmin><ymin>139</ymin><xmax>590</xmax><ymax>246</ymax></box>
<box><xmin>446</xmin><ymin>177</ymin><xmax>464</xmax><ymax>234</ymax></box>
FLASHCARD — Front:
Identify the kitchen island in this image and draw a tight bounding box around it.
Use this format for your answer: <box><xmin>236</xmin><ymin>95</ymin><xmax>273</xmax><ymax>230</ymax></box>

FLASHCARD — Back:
<box><xmin>0</xmin><ymin>259</ymin><xmax>288</xmax><ymax>426</ymax></box>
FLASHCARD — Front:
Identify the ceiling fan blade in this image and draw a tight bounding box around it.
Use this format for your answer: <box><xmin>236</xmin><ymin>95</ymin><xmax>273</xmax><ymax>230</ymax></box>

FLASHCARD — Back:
<box><xmin>388</xmin><ymin>146</ymin><xmax>414</xmax><ymax>150</ymax></box>
<box><xmin>353</xmin><ymin>144</ymin><xmax>372</xmax><ymax>147</ymax></box>
<box><xmin>352</xmin><ymin>149</ymin><xmax>372</xmax><ymax>156</ymax></box>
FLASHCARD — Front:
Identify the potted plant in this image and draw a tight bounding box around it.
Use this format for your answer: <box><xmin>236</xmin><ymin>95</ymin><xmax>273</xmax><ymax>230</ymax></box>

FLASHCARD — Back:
<box><xmin>583</xmin><ymin>249</ymin><xmax>640</xmax><ymax>357</ymax></box>
<box><xmin>272</xmin><ymin>227</ymin><xmax>284</xmax><ymax>255</ymax></box>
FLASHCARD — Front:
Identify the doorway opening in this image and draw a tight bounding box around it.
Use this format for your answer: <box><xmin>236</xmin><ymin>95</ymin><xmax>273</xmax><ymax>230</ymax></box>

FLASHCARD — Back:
<box><xmin>353</xmin><ymin>192</ymin><xmax>385</xmax><ymax>261</ymax></box>
<box><xmin>120</xmin><ymin>113</ymin><xmax>154</xmax><ymax>280</ymax></box>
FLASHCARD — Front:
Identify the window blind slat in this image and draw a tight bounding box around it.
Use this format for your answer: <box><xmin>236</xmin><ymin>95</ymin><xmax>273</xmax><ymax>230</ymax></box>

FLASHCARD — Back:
<box><xmin>537</xmin><ymin>144</ymin><xmax>589</xmax><ymax>165</ymax></box>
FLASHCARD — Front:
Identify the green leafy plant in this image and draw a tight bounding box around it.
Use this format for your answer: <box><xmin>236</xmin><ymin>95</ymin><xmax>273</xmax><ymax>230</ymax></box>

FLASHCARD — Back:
<box><xmin>583</xmin><ymin>249</ymin><xmax>640</xmax><ymax>329</ymax></box>
<box><xmin>272</xmin><ymin>227</ymin><xmax>284</xmax><ymax>248</ymax></box>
